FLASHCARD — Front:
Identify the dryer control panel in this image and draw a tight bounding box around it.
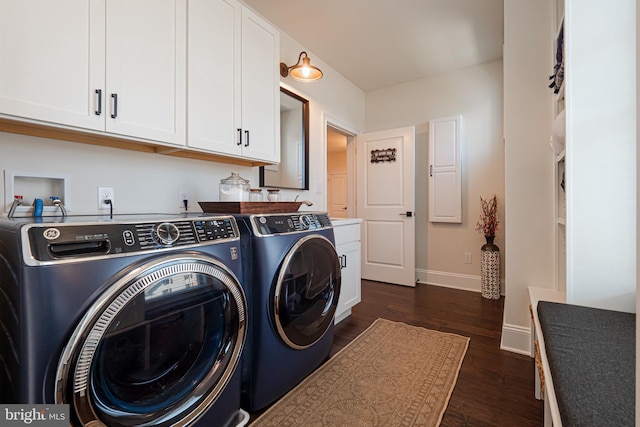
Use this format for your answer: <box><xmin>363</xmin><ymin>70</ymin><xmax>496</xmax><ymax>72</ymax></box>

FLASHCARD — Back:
<box><xmin>252</xmin><ymin>212</ymin><xmax>332</xmax><ymax>236</ymax></box>
<box><xmin>22</xmin><ymin>215</ymin><xmax>239</xmax><ymax>264</ymax></box>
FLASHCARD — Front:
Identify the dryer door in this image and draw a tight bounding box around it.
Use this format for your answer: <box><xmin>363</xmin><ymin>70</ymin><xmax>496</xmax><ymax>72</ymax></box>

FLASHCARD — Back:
<box><xmin>55</xmin><ymin>253</ymin><xmax>246</xmax><ymax>427</ymax></box>
<box><xmin>274</xmin><ymin>235</ymin><xmax>341</xmax><ymax>349</ymax></box>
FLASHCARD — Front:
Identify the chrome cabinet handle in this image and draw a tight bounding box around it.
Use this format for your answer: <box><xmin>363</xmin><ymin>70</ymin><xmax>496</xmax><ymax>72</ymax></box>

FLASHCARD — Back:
<box><xmin>95</xmin><ymin>89</ymin><xmax>102</xmax><ymax>116</ymax></box>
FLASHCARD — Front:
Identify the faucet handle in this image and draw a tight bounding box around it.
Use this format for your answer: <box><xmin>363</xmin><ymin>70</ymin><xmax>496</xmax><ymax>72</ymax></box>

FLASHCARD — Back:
<box><xmin>8</xmin><ymin>195</ymin><xmax>24</xmax><ymax>218</ymax></box>
<box><xmin>50</xmin><ymin>197</ymin><xmax>68</xmax><ymax>217</ymax></box>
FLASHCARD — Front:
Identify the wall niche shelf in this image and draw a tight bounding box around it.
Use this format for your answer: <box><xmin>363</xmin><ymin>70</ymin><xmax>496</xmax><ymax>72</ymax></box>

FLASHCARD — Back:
<box><xmin>4</xmin><ymin>170</ymin><xmax>70</xmax><ymax>215</ymax></box>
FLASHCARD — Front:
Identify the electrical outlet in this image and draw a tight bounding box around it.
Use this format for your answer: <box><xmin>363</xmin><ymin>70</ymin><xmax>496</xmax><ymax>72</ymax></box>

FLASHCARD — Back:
<box><xmin>464</xmin><ymin>252</ymin><xmax>472</xmax><ymax>264</ymax></box>
<box><xmin>98</xmin><ymin>187</ymin><xmax>115</xmax><ymax>210</ymax></box>
<box><xmin>178</xmin><ymin>189</ymin><xmax>190</xmax><ymax>209</ymax></box>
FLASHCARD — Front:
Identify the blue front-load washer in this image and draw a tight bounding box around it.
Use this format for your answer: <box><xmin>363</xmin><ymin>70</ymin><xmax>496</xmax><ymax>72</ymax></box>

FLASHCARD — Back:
<box><xmin>0</xmin><ymin>214</ymin><xmax>247</xmax><ymax>427</ymax></box>
<box><xmin>234</xmin><ymin>212</ymin><xmax>341</xmax><ymax>412</ymax></box>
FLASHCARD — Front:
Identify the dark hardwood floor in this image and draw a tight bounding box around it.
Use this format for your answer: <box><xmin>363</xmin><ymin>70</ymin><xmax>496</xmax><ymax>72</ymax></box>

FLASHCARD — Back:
<box><xmin>248</xmin><ymin>280</ymin><xmax>543</xmax><ymax>426</ymax></box>
<box><xmin>331</xmin><ymin>280</ymin><xmax>543</xmax><ymax>426</ymax></box>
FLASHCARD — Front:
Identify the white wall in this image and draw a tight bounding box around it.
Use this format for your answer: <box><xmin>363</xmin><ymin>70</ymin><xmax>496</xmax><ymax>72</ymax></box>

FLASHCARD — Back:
<box><xmin>0</xmin><ymin>132</ymin><xmax>258</xmax><ymax>215</ymax></box>
<box><xmin>365</xmin><ymin>59</ymin><xmax>505</xmax><ymax>291</ymax></box>
<box><xmin>637</xmin><ymin>0</ymin><xmax>640</xmax><ymax>416</ymax></box>
<box><xmin>502</xmin><ymin>0</ymin><xmax>554</xmax><ymax>354</ymax></box>
<box><xmin>275</xmin><ymin>31</ymin><xmax>365</xmax><ymax>210</ymax></box>
<box><xmin>1</xmin><ymin>22</ymin><xmax>365</xmax><ymax>218</ymax></box>
<box><xmin>565</xmin><ymin>0</ymin><xmax>636</xmax><ymax>312</ymax></box>
<box><xmin>637</xmin><ymin>0</ymin><xmax>640</xmax><ymax>419</ymax></box>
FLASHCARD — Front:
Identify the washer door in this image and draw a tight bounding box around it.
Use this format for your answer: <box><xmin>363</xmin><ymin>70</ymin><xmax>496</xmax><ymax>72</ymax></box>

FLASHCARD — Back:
<box><xmin>274</xmin><ymin>235</ymin><xmax>341</xmax><ymax>350</ymax></box>
<box><xmin>55</xmin><ymin>253</ymin><xmax>246</xmax><ymax>427</ymax></box>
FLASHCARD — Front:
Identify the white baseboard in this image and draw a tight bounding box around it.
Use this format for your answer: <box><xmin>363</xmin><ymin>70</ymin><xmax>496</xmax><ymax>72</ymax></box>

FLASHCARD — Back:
<box><xmin>416</xmin><ymin>269</ymin><xmax>481</xmax><ymax>292</ymax></box>
<box><xmin>500</xmin><ymin>323</ymin><xmax>532</xmax><ymax>356</ymax></box>
<box><xmin>416</xmin><ymin>269</ymin><xmax>505</xmax><ymax>295</ymax></box>
<box><xmin>417</xmin><ymin>269</ymin><xmax>530</xmax><ymax>355</ymax></box>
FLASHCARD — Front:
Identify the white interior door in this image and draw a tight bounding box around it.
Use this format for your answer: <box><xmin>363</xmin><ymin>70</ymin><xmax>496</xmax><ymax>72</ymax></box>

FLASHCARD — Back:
<box><xmin>328</xmin><ymin>173</ymin><xmax>347</xmax><ymax>218</ymax></box>
<box><xmin>356</xmin><ymin>127</ymin><xmax>415</xmax><ymax>287</ymax></box>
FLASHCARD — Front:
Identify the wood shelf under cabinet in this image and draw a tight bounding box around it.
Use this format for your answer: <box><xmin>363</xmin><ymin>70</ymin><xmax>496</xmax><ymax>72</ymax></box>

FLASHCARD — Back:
<box><xmin>0</xmin><ymin>117</ymin><xmax>273</xmax><ymax>167</ymax></box>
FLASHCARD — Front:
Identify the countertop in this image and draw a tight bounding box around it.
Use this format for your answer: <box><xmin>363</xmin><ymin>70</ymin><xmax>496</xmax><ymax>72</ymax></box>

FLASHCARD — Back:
<box><xmin>331</xmin><ymin>218</ymin><xmax>362</xmax><ymax>227</ymax></box>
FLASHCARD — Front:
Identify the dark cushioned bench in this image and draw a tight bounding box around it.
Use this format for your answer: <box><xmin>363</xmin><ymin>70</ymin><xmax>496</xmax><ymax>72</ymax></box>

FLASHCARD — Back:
<box><xmin>537</xmin><ymin>301</ymin><xmax>635</xmax><ymax>426</ymax></box>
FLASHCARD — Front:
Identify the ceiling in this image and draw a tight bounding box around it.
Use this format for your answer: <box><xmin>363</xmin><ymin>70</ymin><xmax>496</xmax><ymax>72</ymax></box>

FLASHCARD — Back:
<box><xmin>243</xmin><ymin>0</ymin><xmax>504</xmax><ymax>93</ymax></box>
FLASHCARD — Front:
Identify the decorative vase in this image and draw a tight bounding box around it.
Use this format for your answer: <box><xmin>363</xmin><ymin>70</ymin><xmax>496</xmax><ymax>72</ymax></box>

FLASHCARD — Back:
<box><xmin>481</xmin><ymin>235</ymin><xmax>500</xmax><ymax>299</ymax></box>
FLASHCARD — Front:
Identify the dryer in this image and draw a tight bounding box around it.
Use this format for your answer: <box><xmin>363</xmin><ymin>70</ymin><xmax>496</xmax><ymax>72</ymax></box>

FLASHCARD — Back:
<box><xmin>0</xmin><ymin>214</ymin><xmax>247</xmax><ymax>427</ymax></box>
<box><xmin>234</xmin><ymin>212</ymin><xmax>341</xmax><ymax>412</ymax></box>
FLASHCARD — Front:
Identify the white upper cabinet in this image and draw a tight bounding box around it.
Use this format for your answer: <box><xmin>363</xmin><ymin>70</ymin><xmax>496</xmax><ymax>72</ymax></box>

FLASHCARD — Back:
<box><xmin>187</xmin><ymin>0</ymin><xmax>240</xmax><ymax>155</ymax></box>
<box><xmin>0</xmin><ymin>0</ymin><xmax>105</xmax><ymax>131</ymax></box>
<box><xmin>0</xmin><ymin>0</ymin><xmax>186</xmax><ymax>145</ymax></box>
<box><xmin>188</xmin><ymin>0</ymin><xmax>280</xmax><ymax>163</ymax></box>
<box><xmin>105</xmin><ymin>0</ymin><xmax>186</xmax><ymax>145</ymax></box>
<box><xmin>239</xmin><ymin>8</ymin><xmax>279</xmax><ymax>162</ymax></box>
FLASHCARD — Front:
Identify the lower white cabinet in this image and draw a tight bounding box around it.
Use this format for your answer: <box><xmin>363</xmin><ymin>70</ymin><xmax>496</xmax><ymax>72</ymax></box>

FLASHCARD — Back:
<box><xmin>333</xmin><ymin>219</ymin><xmax>362</xmax><ymax>323</ymax></box>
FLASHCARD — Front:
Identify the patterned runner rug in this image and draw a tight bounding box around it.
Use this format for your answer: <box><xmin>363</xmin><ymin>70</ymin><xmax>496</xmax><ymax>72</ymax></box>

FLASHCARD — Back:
<box><xmin>251</xmin><ymin>318</ymin><xmax>470</xmax><ymax>426</ymax></box>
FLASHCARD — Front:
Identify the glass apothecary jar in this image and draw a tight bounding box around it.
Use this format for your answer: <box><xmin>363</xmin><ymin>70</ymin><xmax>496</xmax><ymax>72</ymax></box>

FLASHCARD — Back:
<box><xmin>219</xmin><ymin>172</ymin><xmax>250</xmax><ymax>201</ymax></box>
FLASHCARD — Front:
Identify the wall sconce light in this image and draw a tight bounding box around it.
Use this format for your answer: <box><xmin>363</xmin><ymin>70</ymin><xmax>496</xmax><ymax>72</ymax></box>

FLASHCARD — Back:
<box><xmin>280</xmin><ymin>51</ymin><xmax>323</xmax><ymax>82</ymax></box>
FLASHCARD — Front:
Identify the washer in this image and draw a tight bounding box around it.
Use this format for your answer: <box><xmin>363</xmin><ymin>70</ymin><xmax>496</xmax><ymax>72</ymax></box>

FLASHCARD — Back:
<box><xmin>0</xmin><ymin>214</ymin><xmax>247</xmax><ymax>427</ymax></box>
<box><xmin>234</xmin><ymin>212</ymin><xmax>341</xmax><ymax>412</ymax></box>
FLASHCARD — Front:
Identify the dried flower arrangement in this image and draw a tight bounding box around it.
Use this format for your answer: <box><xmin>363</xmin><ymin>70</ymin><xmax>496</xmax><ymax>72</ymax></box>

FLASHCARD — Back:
<box><xmin>476</xmin><ymin>195</ymin><xmax>499</xmax><ymax>237</ymax></box>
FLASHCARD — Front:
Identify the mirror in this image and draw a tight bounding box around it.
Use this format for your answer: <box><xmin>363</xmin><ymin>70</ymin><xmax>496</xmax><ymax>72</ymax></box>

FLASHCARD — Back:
<box><xmin>260</xmin><ymin>87</ymin><xmax>309</xmax><ymax>190</ymax></box>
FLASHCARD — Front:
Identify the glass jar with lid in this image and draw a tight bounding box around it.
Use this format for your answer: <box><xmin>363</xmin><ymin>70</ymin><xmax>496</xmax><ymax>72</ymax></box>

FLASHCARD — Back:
<box><xmin>219</xmin><ymin>172</ymin><xmax>250</xmax><ymax>201</ymax></box>
<box><xmin>249</xmin><ymin>188</ymin><xmax>264</xmax><ymax>202</ymax></box>
<box><xmin>267</xmin><ymin>189</ymin><xmax>281</xmax><ymax>202</ymax></box>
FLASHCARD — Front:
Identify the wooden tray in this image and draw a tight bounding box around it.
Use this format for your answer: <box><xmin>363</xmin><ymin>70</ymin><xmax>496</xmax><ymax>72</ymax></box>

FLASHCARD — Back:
<box><xmin>198</xmin><ymin>201</ymin><xmax>303</xmax><ymax>214</ymax></box>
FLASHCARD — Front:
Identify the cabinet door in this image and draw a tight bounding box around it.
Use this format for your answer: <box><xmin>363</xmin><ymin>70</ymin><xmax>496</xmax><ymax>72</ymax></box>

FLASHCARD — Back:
<box><xmin>240</xmin><ymin>7</ymin><xmax>280</xmax><ymax>163</ymax></box>
<box><xmin>187</xmin><ymin>0</ymin><xmax>242</xmax><ymax>155</ymax></box>
<box><xmin>105</xmin><ymin>0</ymin><xmax>186</xmax><ymax>145</ymax></box>
<box><xmin>335</xmin><ymin>240</ymin><xmax>362</xmax><ymax>322</ymax></box>
<box><xmin>429</xmin><ymin>115</ymin><xmax>462</xmax><ymax>223</ymax></box>
<box><xmin>0</xmin><ymin>0</ymin><xmax>105</xmax><ymax>130</ymax></box>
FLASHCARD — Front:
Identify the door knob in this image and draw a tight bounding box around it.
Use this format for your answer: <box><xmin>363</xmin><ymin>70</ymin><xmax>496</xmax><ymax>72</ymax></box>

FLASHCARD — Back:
<box><xmin>399</xmin><ymin>211</ymin><xmax>413</xmax><ymax>217</ymax></box>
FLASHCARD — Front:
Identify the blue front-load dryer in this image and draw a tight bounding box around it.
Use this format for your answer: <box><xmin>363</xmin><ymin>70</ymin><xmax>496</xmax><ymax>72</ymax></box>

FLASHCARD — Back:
<box><xmin>0</xmin><ymin>214</ymin><xmax>248</xmax><ymax>427</ymax></box>
<box><xmin>234</xmin><ymin>212</ymin><xmax>341</xmax><ymax>412</ymax></box>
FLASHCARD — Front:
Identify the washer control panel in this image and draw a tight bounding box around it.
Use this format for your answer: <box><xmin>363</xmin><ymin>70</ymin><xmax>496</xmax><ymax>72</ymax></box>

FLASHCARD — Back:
<box><xmin>252</xmin><ymin>212</ymin><xmax>332</xmax><ymax>236</ymax></box>
<box><xmin>24</xmin><ymin>215</ymin><xmax>239</xmax><ymax>262</ymax></box>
